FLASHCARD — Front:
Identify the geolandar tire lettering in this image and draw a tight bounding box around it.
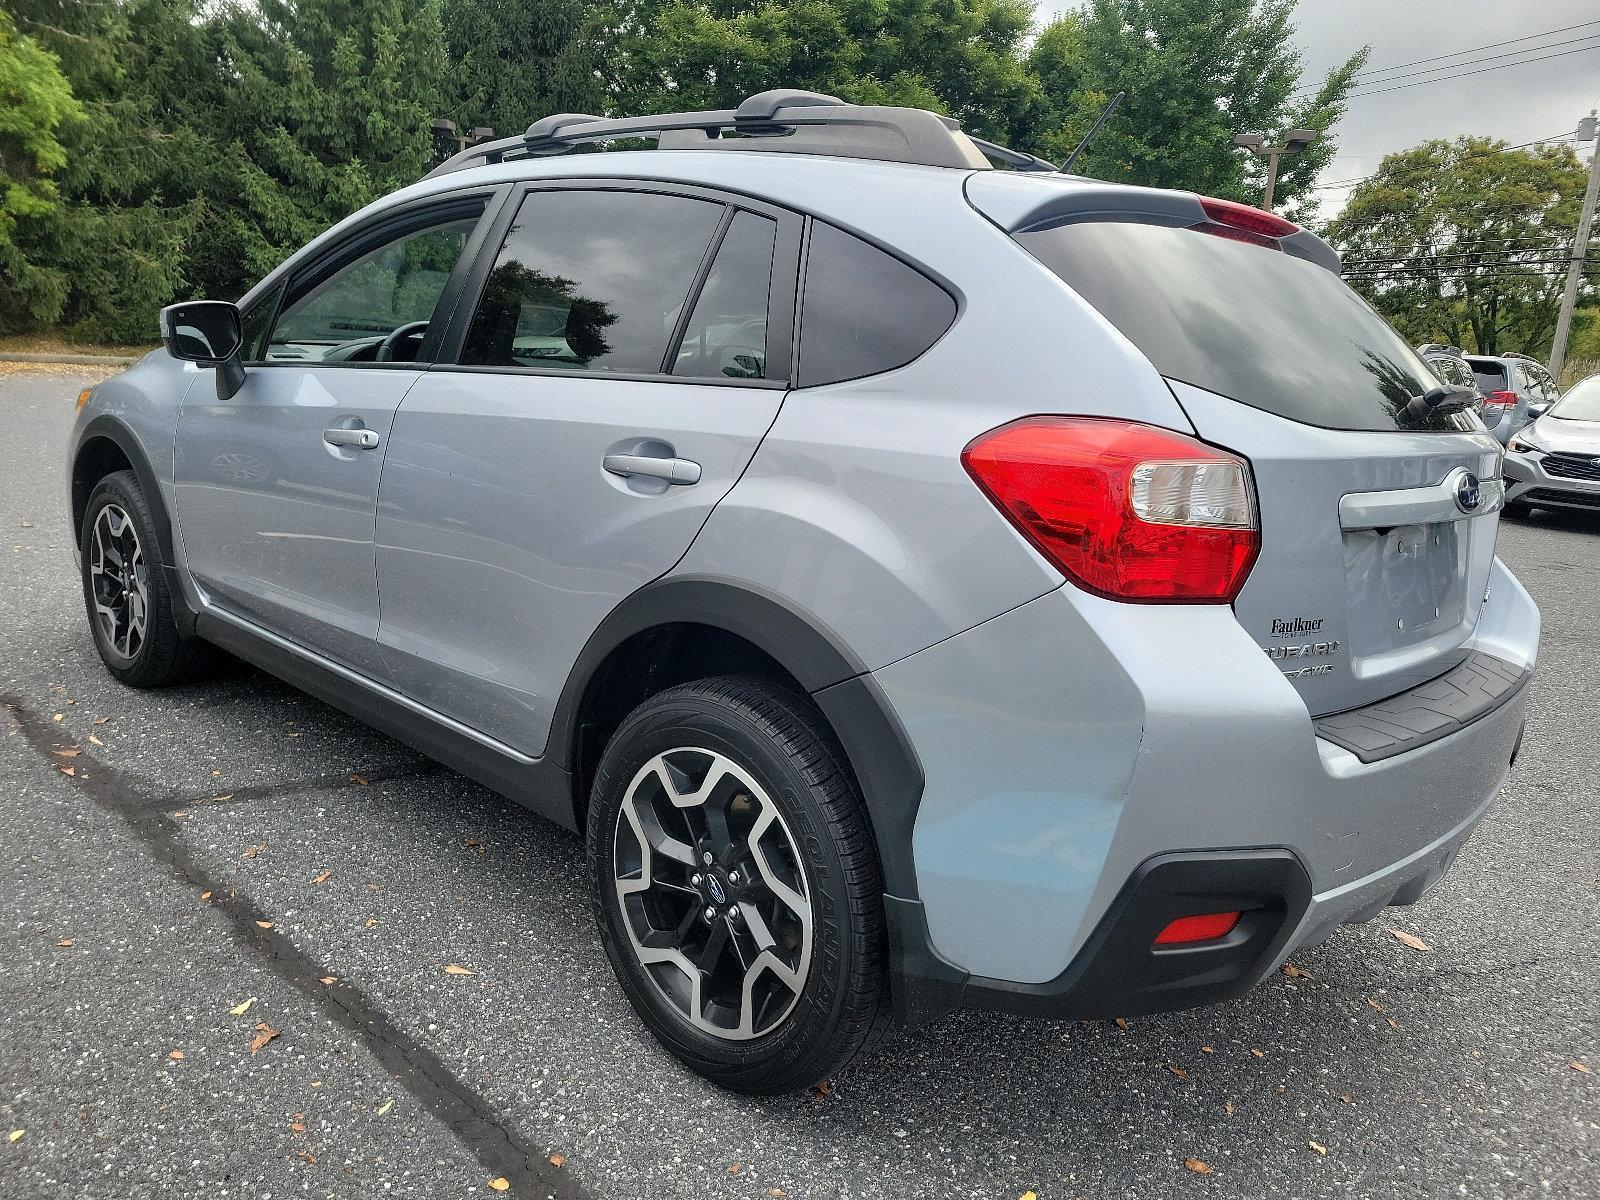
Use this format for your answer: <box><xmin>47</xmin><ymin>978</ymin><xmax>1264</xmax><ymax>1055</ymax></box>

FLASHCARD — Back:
<box><xmin>585</xmin><ymin>673</ymin><xmax>886</xmax><ymax>1094</ymax></box>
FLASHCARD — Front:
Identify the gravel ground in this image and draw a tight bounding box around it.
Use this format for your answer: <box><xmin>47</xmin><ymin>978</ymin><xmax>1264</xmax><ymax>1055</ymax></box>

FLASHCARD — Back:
<box><xmin>1</xmin><ymin>365</ymin><xmax>1595</xmax><ymax>1199</ymax></box>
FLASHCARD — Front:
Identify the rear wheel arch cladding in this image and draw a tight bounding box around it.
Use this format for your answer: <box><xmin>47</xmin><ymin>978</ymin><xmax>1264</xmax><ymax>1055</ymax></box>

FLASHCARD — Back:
<box><xmin>552</xmin><ymin>577</ymin><xmax>927</xmax><ymax>899</ymax></box>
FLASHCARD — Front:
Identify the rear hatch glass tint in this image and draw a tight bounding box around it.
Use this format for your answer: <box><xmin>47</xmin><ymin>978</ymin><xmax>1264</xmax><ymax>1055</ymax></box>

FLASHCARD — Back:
<box><xmin>1014</xmin><ymin>220</ymin><xmax>1477</xmax><ymax>435</ymax></box>
<box><xmin>1469</xmin><ymin>360</ymin><xmax>1507</xmax><ymax>391</ymax></box>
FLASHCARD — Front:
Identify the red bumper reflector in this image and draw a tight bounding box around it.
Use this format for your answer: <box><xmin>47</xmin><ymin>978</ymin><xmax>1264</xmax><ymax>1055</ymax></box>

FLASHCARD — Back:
<box><xmin>1154</xmin><ymin>911</ymin><xmax>1242</xmax><ymax>945</ymax></box>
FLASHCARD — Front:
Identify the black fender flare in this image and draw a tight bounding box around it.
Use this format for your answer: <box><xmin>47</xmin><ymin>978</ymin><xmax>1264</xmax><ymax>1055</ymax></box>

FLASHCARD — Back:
<box><xmin>72</xmin><ymin>415</ymin><xmax>178</xmax><ymax>567</ymax></box>
<box><xmin>548</xmin><ymin>575</ymin><xmax>926</xmax><ymax>900</ymax></box>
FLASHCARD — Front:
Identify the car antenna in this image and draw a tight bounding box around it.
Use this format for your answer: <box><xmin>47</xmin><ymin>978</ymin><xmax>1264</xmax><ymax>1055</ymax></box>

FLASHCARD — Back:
<box><xmin>1060</xmin><ymin>92</ymin><xmax>1125</xmax><ymax>174</ymax></box>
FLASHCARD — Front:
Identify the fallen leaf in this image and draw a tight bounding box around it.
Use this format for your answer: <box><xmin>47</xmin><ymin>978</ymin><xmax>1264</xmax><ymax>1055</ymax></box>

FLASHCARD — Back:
<box><xmin>7</xmin><ymin>1130</ymin><xmax>22</xmax><ymax>1143</ymax></box>
<box><xmin>212</xmin><ymin>793</ymin><xmax>234</xmax><ymax>803</ymax></box>
<box><xmin>296</xmin><ymin>1149</ymin><xmax>316</xmax><ymax>1164</ymax></box>
<box><xmin>1201</xmin><ymin>1045</ymin><xmax>1214</xmax><ymax>1054</ymax></box>
<box><xmin>1388</xmin><ymin>928</ymin><xmax>1431</xmax><ymax>952</ymax></box>
<box><xmin>349</xmin><ymin>772</ymin><xmax>368</xmax><ymax>785</ymax></box>
<box><xmin>465</xmin><ymin>838</ymin><xmax>487</xmax><ymax>855</ymax></box>
<box><xmin>1282</xmin><ymin>963</ymin><xmax>1314</xmax><ymax>979</ymax></box>
<box><xmin>256</xmin><ymin>921</ymin><xmax>273</xmax><ymax>929</ymax></box>
<box><xmin>769</xmin><ymin>1191</ymin><xmax>788</xmax><ymax>1198</ymax></box>
<box><xmin>1251</xmin><ymin>1048</ymin><xmax>1265</xmax><ymax>1058</ymax></box>
<box><xmin>1570</xmin><ymin>1061</ymin><xmax>1592</xmax><ymax>1075</ymax></box>
<box><xmin>248</xmin><ymin>1023</ymin><xmax>281</xmax><ymax>1055</ymax></box>
<box><xmin>93</xmin><ymin>717</ymin><xmax>109</xmax><ymax>725</ymax></box>
<box><xmin>366</xmin><ymin>882</ymin><xmax>380</xmax><ymax>892</ymax></box>
<box><xmin>1386</xmin><ymin>1017</ymin><xmax>1402</xmax><ymax>1030</ymax></box>
<box><xmin>1309</xmin><ymin>1139</ymin><xmax>1327</xmax><ymax>1155</ymax></box>
<box><xmin>1338</xmin><ymin>1092</ymin><xmax>1353</xmax><ymax>1104</ymax></box>
<box><xmin>52</xmin><ymin>748</ymin><xmax>80</xmax><ymax>758</ymax></box>
<box><xmin>1224</xmin><ymin>1102</ymin><xmax>1236</xmax><ymax>1116</ymax></box>
<box><xmin>364</xmin><ymin>918</ymin><xmax>378</xmax><ymax>928</ymax></box>
<box><xmin>88</xmin><ymin>734</ymin><xmax>104</xmax><ymax>747</ymax></box>
<box><xmin>55</xmin><ymin>938</ymin><xmax>73</xmax><ymax>948</ymax></box>
<box><xmin>229</xmin><ymin>997</ymin><xmax>255</xmax><ymax>1017</ymax></box>
<box><xmin>1115</xmin><ymin>1017</ymin><xmax>1130</xmax><ymax>1030</ymax></box>
<box><xmin>443</xmin><ymin>964</ymin><xmax>475</xmax><ymax>976</ymax></box>
<box><xmin>200</xmin><ymin>891</ymin><xmax>212</xmax><ymax>902</ymax></box>
<box><xmin>311</xmin><ymin>871</ymin><xmax>331</xmax><ymax>885</ymax></box>
<box><xmin>376</xmin><ymin>1098</ymin><xmax>394</xmax><ymax>1116</ymax></box>
<box><xmin>809</xmin><ymin>1078</ymin><xmax>832</xmax><ymax>1099</ymax></box>
<box><xmin>488</xmin><ymin>1178</ymin><xmax>510</xmax><ymax>1192</ymax></box>
<box><xmin>168</xmin><ymin>1050</ymin><xmax>185</xmax><ymax>1061</ymax></box>
<box><xmin>1168</xmin><ymin>1066</ymin><xmax>1189</xmax><ymax>1079</ymax></box>
<box><xmin>59</xmin><ymin>765</ymin><xmax>76</xmax><ymax>776</ymax></box>
<box><xmin>319</xmin><ymin>976</ymin><xmax>337</xmax><ymax>986</ymax></box>
<box><xmin>1019</xmin><ymin>1193</ymin><xmax>1038</xmax><ymax>1200</ymax></box>
<box><xmin>290</xmin><ymin>1122</ymin><xmax>305</xmax><ymax>1133</ymax></box>
<box><xmin>1366</xmin><ymin>997</ymin><xmax>1383</xmax><ymax>1012</ymax></box>
<box><xmin>241</xmin><ymin>842</ymin><xmax>266</xmax><ymax>860</ymax></box>
<box><xmin>728</xmin><ymin>1162</ymin><xmax>743</xmax><ymax>1174</ymax></box>
<box><xmin>52</xmin><ymin>713</ymin><xmax>63</xmax><ymax>722</ymax></box>
<box><xmin>285</xmin><ymin>731</ymin><xmax>300</xmax><ymax>738</ymax></box>
<box><xmin>549</xmin><ymin>1154</ymin><xmax>565</xmax><ymax>1168</ymax></box>
<box><xmin>1184</xmin><ymin>1158</ymin><xmax>1213</xmax><ymax>1175</ymax></box>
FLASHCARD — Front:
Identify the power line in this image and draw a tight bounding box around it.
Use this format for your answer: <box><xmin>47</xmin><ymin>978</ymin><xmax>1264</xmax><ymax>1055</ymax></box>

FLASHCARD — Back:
<box><xmin>1320</xmin><ymin>33</ymin><xmax>1600</xmax><ymax>97</ymax></box>
<box><xmin>1342</xmin><ymin>43</ymin><xmax>1600</xmax><ymax>102</ymax></box>
<box><xmin>1288</xmin><ymin>20</ymin><xmax>1600</xmax><ymax>95</ymax></box>
<box><xmin>1311</xmin><ymin>131</ymin><xmax>1577</xmax><ymax>191</ymax></box>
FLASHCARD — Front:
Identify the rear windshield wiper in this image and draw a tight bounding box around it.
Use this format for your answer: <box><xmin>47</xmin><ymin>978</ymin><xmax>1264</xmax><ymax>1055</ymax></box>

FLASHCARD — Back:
<box><xmin>1399</xmin><ymin>384</ymin><xmax>1476</xmax><ymax>425</ymax></box>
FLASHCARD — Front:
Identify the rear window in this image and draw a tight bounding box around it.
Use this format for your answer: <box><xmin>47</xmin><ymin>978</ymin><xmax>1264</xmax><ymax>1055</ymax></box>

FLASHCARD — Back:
<box><xmin>1015</xmin><ymin>220</ymin><xmax>1475</xmax><ymax>433</ymax></box>
<box><xmin>1469</xmin><ymin>360</ymin><xmax>1507</xmax><ymax>392</ymax></box>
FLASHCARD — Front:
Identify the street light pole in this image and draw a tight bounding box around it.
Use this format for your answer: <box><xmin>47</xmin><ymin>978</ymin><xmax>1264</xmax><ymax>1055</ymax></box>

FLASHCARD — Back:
<box><xmin>1235</xmin><ymin>129</ymin><xmax>1320</xmax><ymax>212</ymax></box>
<box><xmin>1549</xmin><ymin>111</ymin><xmax>1600</xmax><ymax>382</ymax></box>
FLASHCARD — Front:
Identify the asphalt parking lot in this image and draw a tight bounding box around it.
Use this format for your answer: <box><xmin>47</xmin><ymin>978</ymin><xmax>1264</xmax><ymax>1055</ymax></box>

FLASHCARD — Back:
<box><xmin>1</xmin><ymin>364</ymin><xmax>1595</xmax><ymax>1200</ymax></box>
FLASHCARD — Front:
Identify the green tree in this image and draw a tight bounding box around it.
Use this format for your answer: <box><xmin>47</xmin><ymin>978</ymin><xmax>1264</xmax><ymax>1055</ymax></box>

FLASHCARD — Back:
<box><xmin>442</xmin><ymin>0</ymin><xmax>607</xmax><ymax>135</ymax></box>
<box><xmin>610</xmin><ymin>0</ymin><xmax>1043</xmax><ymax>144</ymax></box>
<box><xmin>1029</xmin><ymin>0</ymin><xmax>1364</xmax><ymax>214</ymax></box>
<box><xmin>1324</xmin><ymin>137</ymin><xmax>1591</xmax><ymax>356</ymax></box>
<box><xmin>0</xmin><ymin>7</ymin><xmax>82</xmax><ymax>329</ymax></box>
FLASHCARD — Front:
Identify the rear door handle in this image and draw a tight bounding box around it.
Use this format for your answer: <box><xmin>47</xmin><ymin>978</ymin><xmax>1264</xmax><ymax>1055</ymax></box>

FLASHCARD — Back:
<box><xmin>324</xmin><ymin>427</ymin><xmax>380</xmax><ymax>450</ymax></box>
<box><xmin>602</xmin><ymin>453</ymin><xmax>702</xmax><ymax>485</ymax></box>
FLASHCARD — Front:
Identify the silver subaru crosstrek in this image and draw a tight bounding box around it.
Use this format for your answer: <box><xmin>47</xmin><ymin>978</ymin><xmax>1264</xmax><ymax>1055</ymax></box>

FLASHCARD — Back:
<box><xmin>68</xmin><ymin>91</ymin><xmax>1539</xmax><ymax>1094</ymax></box>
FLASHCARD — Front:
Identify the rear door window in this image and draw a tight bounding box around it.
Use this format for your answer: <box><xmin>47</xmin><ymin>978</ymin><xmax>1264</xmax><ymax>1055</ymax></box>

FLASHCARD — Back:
<box><xmin>673</xmin><ymin>211</ymin><xmax>778</xmax><ymax>380</ymax></box>
<box><xmin>797</xmin><ymin>222</ymin><xmax>956</xmax><ymax>387</ymax></box>
<box><xmin>460</xmin><ymin>189</ymin><xmax>724</xmax><ymax>373</ymax></box>
<box><xmin>1015</xmin><ymin>220</ymin><xmax>1474</xmax><ymax>433</ymax></box>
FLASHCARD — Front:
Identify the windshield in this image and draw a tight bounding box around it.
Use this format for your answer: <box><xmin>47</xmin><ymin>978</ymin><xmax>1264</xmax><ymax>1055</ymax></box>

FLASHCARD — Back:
<box><xmin>1550</xmin><ymin>375</ymin><xmax>1600</xmax><ymax>421</ymax></box>
<box><xmin>1015</xmin><ymin>219</ymin><xmax>1477</xmax><ymax>433</ymax></box>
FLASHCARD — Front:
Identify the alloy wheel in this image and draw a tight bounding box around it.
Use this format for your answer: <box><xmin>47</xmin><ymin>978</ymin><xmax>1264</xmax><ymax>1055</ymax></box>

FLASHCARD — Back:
<box><xmin>613</xmin><ymin>747</ymin><xmax>814</xmax><ymax>1041</ymax></box>
<box><xmin>89</xmin><ymin>504</ymin><xmax>150</xmax><ymax>661</ymax></box>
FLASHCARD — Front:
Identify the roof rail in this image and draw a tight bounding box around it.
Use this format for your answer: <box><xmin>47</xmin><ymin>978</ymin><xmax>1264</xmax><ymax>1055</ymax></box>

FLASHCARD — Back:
<box><xmin>423</xmin><ymin>89</ymin><xmax>1052</xmax><ymax>179</ymax></box>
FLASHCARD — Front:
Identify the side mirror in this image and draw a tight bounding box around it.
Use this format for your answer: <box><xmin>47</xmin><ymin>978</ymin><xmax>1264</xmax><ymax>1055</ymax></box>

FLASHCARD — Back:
<box><xmin>160</xmin><ymin>300</ymin><xmax>247</xmax><ymax>400</ymax></box>
<box><xmin>1527</xmin><ymin>402</ymin><xmax>1549</xmax><ymax>419</ymax></box>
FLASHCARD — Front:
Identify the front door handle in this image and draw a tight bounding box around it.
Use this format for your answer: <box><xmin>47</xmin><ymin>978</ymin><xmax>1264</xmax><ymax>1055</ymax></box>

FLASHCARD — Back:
<box><xmin>324</xmin><ymin>427</ymin><xmax>380</xmax><ymax>450</ymax></box>
<box><xmin>602</xmin><ymin>453</ymin><xmax>702</xmax><ymax>485</ymax></box>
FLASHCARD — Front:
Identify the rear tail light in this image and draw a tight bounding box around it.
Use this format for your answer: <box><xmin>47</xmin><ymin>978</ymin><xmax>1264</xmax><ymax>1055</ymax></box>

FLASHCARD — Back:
<box><xmin>961</xmin><ymin>417</ymin><xmax>1260</xmax><ymax>603</ymax></box>
<box><xmin>1482</xmin><ymin>390</ymin><xmax>1517</xmax><ymax>408</ymax></box>
<box><xmin>1154</xmin><ymin>911</ymin><xmax>1242</xmax><ymax>945</ymax></box>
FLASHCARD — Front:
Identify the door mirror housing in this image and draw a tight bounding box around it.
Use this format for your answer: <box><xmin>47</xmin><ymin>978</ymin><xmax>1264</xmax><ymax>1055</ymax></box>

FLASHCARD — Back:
<box><xmin>160</xmin><ymin>300</ymin><xmax>246</xmax><ymax>400</ymax></box>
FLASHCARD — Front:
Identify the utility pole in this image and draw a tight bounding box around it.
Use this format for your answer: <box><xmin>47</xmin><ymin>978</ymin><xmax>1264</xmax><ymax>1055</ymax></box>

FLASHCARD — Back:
<box><xmin>1550</xmin><ymin>111</ymin><xmax>1599</xmax><ymax>381</ymax></box>
<box><xmin>1235</xmin><ymin>129</ymin><xmax>1319</xmax><ymax>211</ymax></box>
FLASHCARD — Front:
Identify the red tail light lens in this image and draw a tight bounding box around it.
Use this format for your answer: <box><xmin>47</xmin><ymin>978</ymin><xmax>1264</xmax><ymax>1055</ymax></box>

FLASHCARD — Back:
<box><xmin>1154</xmin><ymin>911</ymin><xmax>1242</xmax><ymax>945</ymax></box>
<box><xmin>1198</xmin><ymin>197</ymin><xmax>1299</xmax><ymax>239</ymax></box>
<box><xmin>1482</xmin><ymin>390</ymin><xmax>1517</xmax><ymax>408</ymax></box>
<box><xmin>961</xmin><ymin>417</ymin><xmax>1260</xmax><ymax>603</ymax></box>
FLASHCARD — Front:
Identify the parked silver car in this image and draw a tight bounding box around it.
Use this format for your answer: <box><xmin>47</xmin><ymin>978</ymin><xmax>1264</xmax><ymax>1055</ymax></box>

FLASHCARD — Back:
<box><xmin>1465</xmin><ymin>352</ymin><xmax>1557</xmax><ymax>445</ymax></box>
<box><xmin>68</xmin><ymin>91</ymin><xmax>1540</xmax><ymax>1093</ymax></box>
<box><xmin>1504</xmin><ymin>374</ymin><xmax>1600</xmax><ymax>514</ymax></box>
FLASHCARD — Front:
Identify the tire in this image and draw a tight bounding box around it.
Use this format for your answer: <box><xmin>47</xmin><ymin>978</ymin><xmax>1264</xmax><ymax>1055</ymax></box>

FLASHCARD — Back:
<box><xmin>587</xmin><ymin>673</ymin><xmax>886</xmax><ymax>1093</ymax></box>
<box><xmin>79</xmin><ymin>470</ymin><xmax>211</xmax><ymax>687</ymax></box>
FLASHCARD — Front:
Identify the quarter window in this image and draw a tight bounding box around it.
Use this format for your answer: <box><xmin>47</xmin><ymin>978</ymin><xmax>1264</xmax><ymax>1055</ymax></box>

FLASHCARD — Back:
<box><xmin>460</xmin><ymin>189</ymin><xmax>724</xmax><ymax>373</ymax></box>
<box><xmin>797</xmin><ymin>222</ymin><xmax>957</xmax><ymax>387</ymax></box>
<box><xmin>268</xmin><ymin>213</ymin><xmax>482</xmax><ymax>364</ymax></box>
<box><xmin>673</xmin><ymin>211</ymin><xmax>777</xmax><ymax>380</ymax></box>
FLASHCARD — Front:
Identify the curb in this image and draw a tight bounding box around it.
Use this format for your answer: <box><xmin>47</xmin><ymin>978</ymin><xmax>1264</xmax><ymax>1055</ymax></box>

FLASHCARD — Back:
<box><xmin>1</xmin><ymin>351</ymin><xmax>139</xmax><ymax>366</ymax></box>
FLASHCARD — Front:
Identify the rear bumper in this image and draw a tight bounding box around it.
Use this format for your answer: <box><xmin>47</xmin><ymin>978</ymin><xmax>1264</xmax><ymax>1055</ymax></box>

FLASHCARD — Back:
<box><xmin>1503</xmin><ymin>450</ymin><xmax>1600</xmax><ymax>511</ymax></box>
<box><xmin>873</xmin><ymin>558</ymin><xmax>1538</xmax><ymax>1025</ymax></box>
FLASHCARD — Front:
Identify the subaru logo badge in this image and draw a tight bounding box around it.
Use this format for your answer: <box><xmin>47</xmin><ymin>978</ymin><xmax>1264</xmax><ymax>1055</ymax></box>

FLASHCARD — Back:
<box><xmin>1454</xmin><ymin>470</ymin><xmax>1482</xmax><ymax>514</ymax></box>
<box><xmin>707</xmin><ymin>876</ymin><xmax>726</xmax><ymax>904</ymax></box>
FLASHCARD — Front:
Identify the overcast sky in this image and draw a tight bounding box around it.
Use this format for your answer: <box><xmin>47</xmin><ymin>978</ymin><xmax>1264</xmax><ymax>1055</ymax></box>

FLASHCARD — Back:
<box><xmin>1038</xmin><ymin>0</ymin><xmax>1600</xmax><ymax>217</ymax></box>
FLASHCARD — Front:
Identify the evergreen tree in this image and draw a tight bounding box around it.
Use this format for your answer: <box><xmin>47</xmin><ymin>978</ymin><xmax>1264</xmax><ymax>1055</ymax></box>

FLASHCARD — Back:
<box><xmin>442</xmin><ymin>0</ymin><xmax>606</xmax><ymax>135</ymax></box>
